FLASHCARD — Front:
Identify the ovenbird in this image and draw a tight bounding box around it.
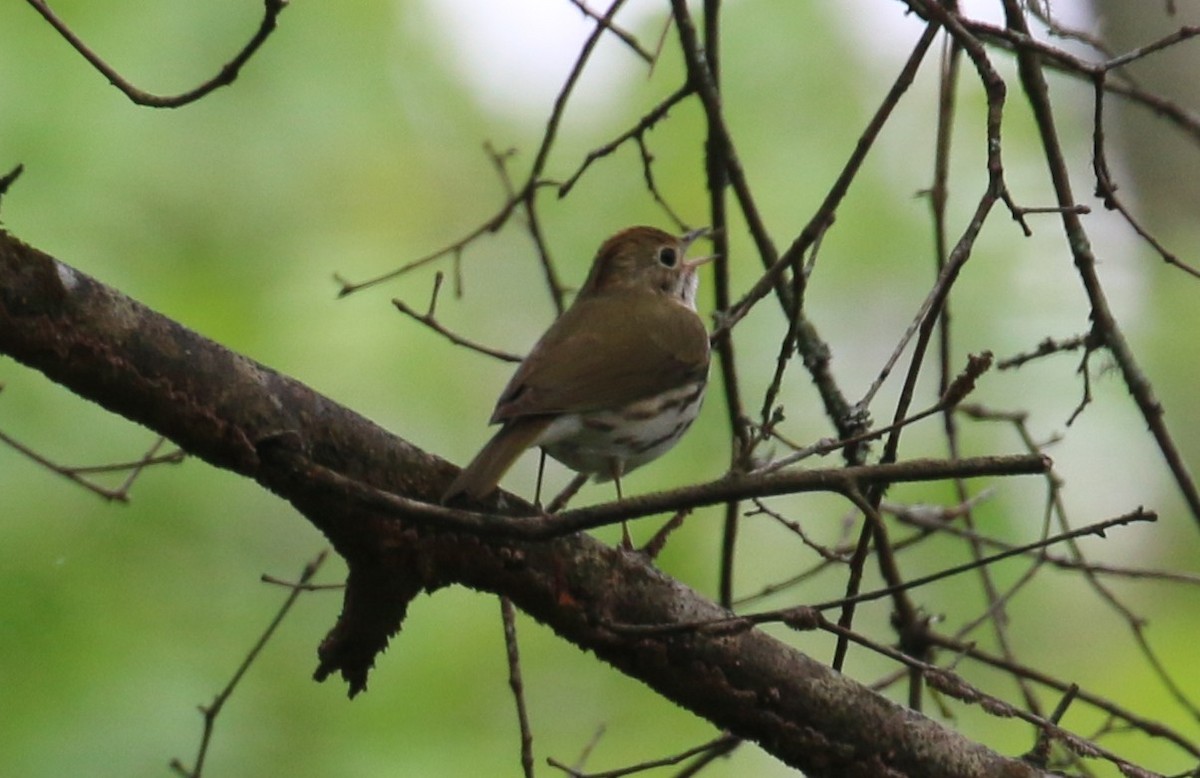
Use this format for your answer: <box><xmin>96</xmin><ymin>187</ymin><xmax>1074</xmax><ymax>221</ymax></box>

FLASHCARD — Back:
<box><xmin>443</xmin><ymin>226</ymin><xmax>713</xmax><ymax>507</ymax></box>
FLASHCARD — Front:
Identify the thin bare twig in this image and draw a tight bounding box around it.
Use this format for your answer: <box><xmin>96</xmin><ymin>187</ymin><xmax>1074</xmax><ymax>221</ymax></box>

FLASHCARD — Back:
<box><xmin>26</xmin><ymin>0</ymin><xmax>288</xmax><ymax>108</ymax></box>
<box><xmin>564</xmin><ymin>0</ymin><xmax>654</xmax><ymax>63</ymax></box>
<box><xmin>276</xmin><ymin>448</ymin><xmax>1049</xmax><ymax>541</ymax></box>
<box><xmin>556</xmin><ymin>84</ymin><xmax>693</xmax><ymax>199</ymax></box>
<box><xmin>547</xmin><ymin>734</ymin><xmax>740</xmax><ymax>778</ymax></box>
<box><xmin>0</xmin><ymin>429</ymin><xmax>184</xmax><ymax>501</ymax></box>
<box><xmin>393</xmin><ymin>272</ymin><xmax>522</xmax><ymax>362</ymax></box>
<box><xmin>500</xmin><ymin>597</ymin><xmax>536</xmax><ymax>778</ymax></box>
<box><xmin>170</xmin><ymin>550</ymin><xmax>328</xmax><ymax>777</ymax></box>
<box><xmin>606</xmin><ymin>508</ymin><xmax>1156</xmax><ymax>632</ymax></box>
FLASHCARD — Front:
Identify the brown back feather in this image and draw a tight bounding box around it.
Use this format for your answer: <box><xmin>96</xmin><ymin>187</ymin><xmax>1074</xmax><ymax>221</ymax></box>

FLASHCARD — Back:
<box><xmin>491</xmin><ymin>292</ymin><xmax>709</xmax><ymax>422</ymax></box>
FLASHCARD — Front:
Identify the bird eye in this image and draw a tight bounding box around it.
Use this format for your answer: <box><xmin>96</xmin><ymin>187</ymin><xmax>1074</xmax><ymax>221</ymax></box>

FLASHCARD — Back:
<box><xmin>658</xmin><ymin>246</ymin><xmax>678</xmax><ymax>267</ymax></box>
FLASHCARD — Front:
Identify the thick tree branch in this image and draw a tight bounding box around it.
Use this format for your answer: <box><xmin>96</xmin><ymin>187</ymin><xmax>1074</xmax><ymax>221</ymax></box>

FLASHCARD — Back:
<box><xmin>0</xmin><ymin>229</ymin><xmax>1045</xmax><ymax>776</ymax></box>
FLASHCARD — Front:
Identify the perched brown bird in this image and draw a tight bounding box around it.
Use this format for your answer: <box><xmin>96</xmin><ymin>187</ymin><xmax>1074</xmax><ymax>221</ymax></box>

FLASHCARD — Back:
<box><xmin>443</xmin><ymin>226</ymin><xmax>712</xmax><ymax>512</ymax></box>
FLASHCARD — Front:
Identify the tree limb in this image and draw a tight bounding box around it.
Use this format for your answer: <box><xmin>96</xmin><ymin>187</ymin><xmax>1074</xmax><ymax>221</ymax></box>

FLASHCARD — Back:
<box><xmin>0</xmin><ymin>229</ymin><xmax>1046</xmax><ymax>776</ymax></box>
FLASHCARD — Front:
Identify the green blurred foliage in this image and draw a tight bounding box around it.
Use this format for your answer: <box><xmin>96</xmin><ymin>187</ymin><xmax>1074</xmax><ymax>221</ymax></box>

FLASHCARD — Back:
<box><xmin>1</xmin><ymin>1</ymin><xmax>1198</xmax><ymax>777</ymax></box>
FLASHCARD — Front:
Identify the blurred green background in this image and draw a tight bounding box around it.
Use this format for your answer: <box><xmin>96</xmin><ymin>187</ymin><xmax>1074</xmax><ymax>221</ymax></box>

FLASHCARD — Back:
<box><xmin>1</xmin><ymin>1</ymin><xmax>1198</xmax><ymax>776</ymax></box>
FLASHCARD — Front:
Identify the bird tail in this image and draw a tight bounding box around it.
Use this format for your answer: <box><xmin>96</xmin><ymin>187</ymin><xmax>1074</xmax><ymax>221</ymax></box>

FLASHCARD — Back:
<box><xmin>442</xmin><ymin>418</ymin><xmax>550</xmax><ymax>504</ymax></box>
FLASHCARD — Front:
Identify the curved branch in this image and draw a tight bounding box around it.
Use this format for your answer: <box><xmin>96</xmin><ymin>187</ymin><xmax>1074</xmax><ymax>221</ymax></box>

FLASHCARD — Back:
<box><xmin>25</xmin><ymin>0</ymin><xmax>287</xmax><ymax>108</ymax></box>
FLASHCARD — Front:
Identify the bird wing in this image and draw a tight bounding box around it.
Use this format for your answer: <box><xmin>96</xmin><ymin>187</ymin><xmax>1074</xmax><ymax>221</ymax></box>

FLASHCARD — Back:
<box><xmin>490</xmin><ymin>293</ymin><xmax>709</xmax><ymax>423</ymax></box>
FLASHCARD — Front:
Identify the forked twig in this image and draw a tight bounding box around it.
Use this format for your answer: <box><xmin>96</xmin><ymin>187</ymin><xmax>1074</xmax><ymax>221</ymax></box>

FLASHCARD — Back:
<box><xmin>170</xmin><ymin>551</ymin><xmax>329</xmax><ymax>778</ymax></box>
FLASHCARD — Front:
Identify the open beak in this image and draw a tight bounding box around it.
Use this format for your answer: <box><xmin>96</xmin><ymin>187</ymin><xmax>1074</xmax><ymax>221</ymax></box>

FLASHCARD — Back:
<box><xmin>680</xmin><ymin>226</ymin><xmax>718</xmax><ymax>269</ymax></box>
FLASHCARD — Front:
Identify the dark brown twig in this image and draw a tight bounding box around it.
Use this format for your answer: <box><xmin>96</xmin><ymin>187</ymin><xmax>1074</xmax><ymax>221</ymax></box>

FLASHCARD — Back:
<box><xmin>933</xmin><ymin>634</ymin><xmax>1200</xmax><ymax>760</ymax></box>
<box><xmin>0</xmin><ymin>428</ymin><xmax>184</xmax><ymax>501</ymax></box>
<box><xmin>289</xmin><ymin>450</ymin><xmax>1048</xmax><ymax>541</ymax></box>
<box><xmin>564</xmin><ymin>0</ymin><xmax>654</xmax><ymax>63</ymax></box>
<box><xmin>501</xmin><ymin>597</ymin><xmax>536</xmax><ymax>778</ymax></box>
<box><xmin>557</xmin><ymin>88</ymin><xmax>694</xmax><ymax>199</ymax></box>
<box><xmin>547</xmin><ymin>734</ymin><xmax>740</xmax><ymax>778</ymax></box>
<box><xmin>393</xmin><ymin>272</ymin><xmax>522</xmax><ymax>363</ymax></box>
<box><xmin>170</xmin><ymin>550</ymin><xmax>328</xmax><ymax>778</ymax></box>
<box><xmin>1090</xmin><ymin>73</ymin><xmax>1200</xmax><ymax>280</ymax></box>
<box><xmin>26</xmin><ymin>0</ymin><xmax>288</xmax><ymax>108</ymax></box>
<box><xmin>609</xmin><ymin>507</ymin><xmax>1156</xmax><ymax>633</ymax></box>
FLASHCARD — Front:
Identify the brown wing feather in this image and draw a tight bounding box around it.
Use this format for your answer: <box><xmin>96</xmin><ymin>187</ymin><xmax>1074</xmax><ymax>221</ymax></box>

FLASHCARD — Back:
<box><xmin>491</xmin><ymin>292</ymin><xmax>709</xmax><ymax>423</ymax></box>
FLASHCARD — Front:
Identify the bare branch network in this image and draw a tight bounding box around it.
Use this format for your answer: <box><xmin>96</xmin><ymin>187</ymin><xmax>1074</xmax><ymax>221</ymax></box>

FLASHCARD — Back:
<box><xmin>3</xmin><ymin>1</ymin><xmax>1200</xmax><ymax>777</ymax></box>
